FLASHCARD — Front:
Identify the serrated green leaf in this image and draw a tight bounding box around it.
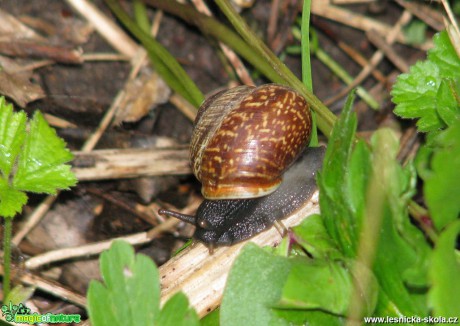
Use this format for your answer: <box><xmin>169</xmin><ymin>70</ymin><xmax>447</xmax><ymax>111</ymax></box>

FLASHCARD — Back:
<box><xmin>157</xmin><ymin>292</ymin><xmax>199</xmax><ymax>326</ymax></box>
<box><xmin>220</xmin><ymin>243</ymin><xmax>292</xmax><ymax>326</ymax></box>
<box><xmin>0</xmin><ymin>178</ymin><xmax>27</xmax><ymax>218</ymax></box>
<box><xmin>424</xmin><ymin>122</ymin><xmax>460</xmax><ymax>230</ymax></box>
<box><xmin>87</xmin><ymin>240</ymin><xmax>159</xmax><ymax>326</ymax></box>
<box><xmin>429</xmin><ymin>220</ymin><xmax>460</xmax><ymax>317</ymax></box>
<box><xmin>0</xmin><ymin>97</ymin><xmax>26</xmax><ymax>178</ymax></box>
<box><xmin>391</xmin><ymin>31</ymin><xmax>460</xmax><ymax>133</ymax></box>
<box><xmin>13</xmin><ymin>111</ymin><xmax>76</xmax><ymax>194</ymax></box>
<box><xmin>428</xmin><ymin>31</ymin><xmax>460</xmax><ymax>78</ymax></box>
<box><xmin>391</xmin><ymin>61</ymin><xmax>445</xmax><ymax>132</ymax></box>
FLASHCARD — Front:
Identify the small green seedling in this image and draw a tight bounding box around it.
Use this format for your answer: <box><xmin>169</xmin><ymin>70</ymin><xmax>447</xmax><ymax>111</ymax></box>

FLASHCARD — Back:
<box><xmin>0</xmin><ymin>97</ymin><xmax>77</xmax><ymax>301</ymax></box>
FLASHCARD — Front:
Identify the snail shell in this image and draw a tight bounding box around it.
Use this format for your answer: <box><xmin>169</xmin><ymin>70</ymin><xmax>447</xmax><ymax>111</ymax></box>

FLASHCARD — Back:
<box><xmin>190</xmin><ymin>84</ymin><xmax>312</xmax><ymax>200</ymax></box>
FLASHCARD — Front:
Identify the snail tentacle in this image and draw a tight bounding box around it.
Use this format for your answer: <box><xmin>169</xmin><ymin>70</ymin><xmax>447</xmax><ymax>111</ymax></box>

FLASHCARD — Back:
<box><xmin>158</xmin><ymin>209</ymin><xmax>196</xmax><ymax>225</ymax></box>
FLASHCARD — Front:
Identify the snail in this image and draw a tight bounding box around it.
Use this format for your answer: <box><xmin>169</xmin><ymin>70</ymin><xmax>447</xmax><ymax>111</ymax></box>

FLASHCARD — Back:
<box><xmin>159</xmin><ymin>84</ymin><xmax>322</xmax><ymax>247</ymax></box>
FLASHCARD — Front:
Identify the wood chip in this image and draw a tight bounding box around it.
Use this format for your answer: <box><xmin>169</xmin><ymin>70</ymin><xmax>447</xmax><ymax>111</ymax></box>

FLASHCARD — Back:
<box><xmin>114</xmin><ymin>70</ymin><xmax>171</xmax><ymax>124</ymax></box>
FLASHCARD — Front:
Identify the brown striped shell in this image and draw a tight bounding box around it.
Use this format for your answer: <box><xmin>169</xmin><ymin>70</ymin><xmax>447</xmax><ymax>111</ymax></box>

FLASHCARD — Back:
<box><xmin>191</xmin><ymin>84</ymin><xmax>312</xmax><ymax>200</ymax></box>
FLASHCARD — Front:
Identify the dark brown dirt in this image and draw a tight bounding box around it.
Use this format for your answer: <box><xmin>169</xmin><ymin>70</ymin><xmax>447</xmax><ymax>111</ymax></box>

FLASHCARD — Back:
<box><xmin>0</xmin><ymin>0</ymin><xmax>439</xmax><ymax>322</ymax></box>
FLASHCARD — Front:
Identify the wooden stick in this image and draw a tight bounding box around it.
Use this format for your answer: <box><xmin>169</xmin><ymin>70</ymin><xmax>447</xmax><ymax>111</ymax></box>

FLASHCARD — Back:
<box><xmin>72</xmin><ymin>147</ymin><xmax>190</xmax><ymax>181</ymax></box>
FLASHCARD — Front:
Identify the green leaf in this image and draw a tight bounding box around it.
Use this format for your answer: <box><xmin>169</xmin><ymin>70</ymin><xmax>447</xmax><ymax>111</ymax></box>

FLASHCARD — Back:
<box><xmin>428</xmin><ymin>31</ymin><xmax>460</xmax><ymax>78</ymax></box>
<box><xmin>318</xmin><ymin>91</ymin><xmax>358</xmax><ymax>257</ymax></box>
<box><xmin>157</xmin><ymin>292</ymin><xmax>199</xmax><ymax>326</ymax></box>
<box><xmin>87</xmin><ymin>281</ymin><xmax>121</xmax><ymax>326</ymax></box>
<box><xmin>345</xmin><ymin>140</ymin><xmax>371</xmax><ymax>225</ymax></box>
<box><xmin>367</xmin><ymin>129</ymin><xmax>429</xmax><ymax>316</ymax></box>
<box><xmin>291</xmin><ymin>214</ymin><xmax>342</xmax><ymax>259</ymax></box>
<box><xmin>429</xmin><ymin>220</ymin><xmax>460</xmax><ymax>318</ymax></box>
<box><xmin>0</xmin><ymin>179</ymin><xmax>27</xmax><ymax>218</ymax></box>
<box><xmin>273</xmin><ymin>309</ymin><xmax>343</xmax><ymax>326</ymax></box>
<box><xmin>391</xmin><ymin>31</ymin><xmax>460</xmax><ymax>133</ymax></box>
<box><xmin>87</xmin><ymin>240</ymin><xmax>159</xmax><ymax>326</ymax></box>
<box><xmin>318</xmin><ymin>112</ymin><xmax>430</xmax><ymax>317</ymax></box>
<box><xmin>277</xmin><ymin>259</ymin><xmax>377</xmax><ymax>322</ymax></box>
<box><xmin>424</xmin><ymin>122</ymin><xmax>460</xmax><ymax>230</ymax></box>
<box><xmin>0</xmin><ymin>97</ymin><xmax>26</xmax><ymax>177</ymax></box>
<box><xmin>200</xmin><ymin>308</ymin><xmax>219</xmax><ymax>326</ymax></box>
<box><xmin>13</xmin><ymin>111</ymin><xmax>76</xmax><ymax>194</ymax></box>
<box><xmin>391</xmin><ymin>60</ymin><xmax>444</xmax><ymax>132</ymax></box>
<box><xmin>220</xmin><ymin>243</ymin><xmax>292</xmax><ymax>326</ymax></box>
<box><xmin>278</xmin><ymin>259</ymin><xmax>353</xmax><ymax>314</ymax></box>
<box><xmin>436</xmin><ymin>80</ymin><xmax>460</xmax><ymax>126</ymax></box>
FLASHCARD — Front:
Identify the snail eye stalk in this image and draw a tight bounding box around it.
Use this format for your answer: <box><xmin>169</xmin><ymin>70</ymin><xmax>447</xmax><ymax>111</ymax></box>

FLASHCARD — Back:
<box><xmin>158</xmin><ymin>209</ymin><xmax>196</xmax><ymax>225</ymax></box>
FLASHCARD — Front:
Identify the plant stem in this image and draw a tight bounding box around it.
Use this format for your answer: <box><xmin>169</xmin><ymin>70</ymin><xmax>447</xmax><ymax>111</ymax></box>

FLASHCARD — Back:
<box><xmin>133</xmin><ymin>0</ymin><xmax>151</xmax><ymax>33</ymax></box>
<box><xmin>301</xmin><ymin>0</ymin><xmax>312</xmax><ymax>93</ymax></box>
<box><xmin>3</xmin><ymin>218</ymin><xmax>12</xmax><ymax>301</ymax></box>
<box><xmin>301</xmin><ymin>0</ymin><xmax>318</xmax><ymax>146</ymax></box>
<box><xmin>408</xmin><ymin>201</ymin><xmax>438</xmax><ymax>243</ymax></box>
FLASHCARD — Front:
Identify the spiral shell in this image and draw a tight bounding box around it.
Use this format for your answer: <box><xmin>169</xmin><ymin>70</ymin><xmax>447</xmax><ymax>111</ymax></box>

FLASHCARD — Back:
<box><xmin>190</xmin><ymin>84</ymin><xmax>312</xmax><ymax>200</ymax></box>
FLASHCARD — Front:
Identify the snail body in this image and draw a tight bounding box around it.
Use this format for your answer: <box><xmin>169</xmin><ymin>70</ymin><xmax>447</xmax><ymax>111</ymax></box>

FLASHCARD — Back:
<box><xmin>160</xmin><ymin>84</ymin><xmax>318</xmax><ymax>247</ymax></box>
